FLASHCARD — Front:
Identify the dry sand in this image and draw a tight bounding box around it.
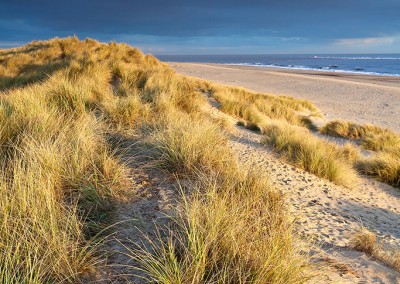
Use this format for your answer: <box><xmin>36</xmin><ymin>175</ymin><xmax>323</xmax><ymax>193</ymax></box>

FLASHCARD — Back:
<box><xmin>170</xmin><ymin>62</ymin><xmax>400</xmax><ymax>133</ymax></box>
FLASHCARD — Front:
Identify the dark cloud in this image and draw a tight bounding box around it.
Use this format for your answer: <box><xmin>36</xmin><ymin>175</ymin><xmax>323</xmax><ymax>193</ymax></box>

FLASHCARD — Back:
<box><xmin>0</xmin><ymin>0</ymin><xmax>399</xmax><ymax>53</ymax></box>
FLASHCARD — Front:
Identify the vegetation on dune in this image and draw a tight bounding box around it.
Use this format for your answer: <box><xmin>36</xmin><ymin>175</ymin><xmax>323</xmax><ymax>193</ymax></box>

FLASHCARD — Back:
<box><xmin>146</xmin><ymin>114</ymin><xmax>236</xmax><ymax>177</ymax></box>
<box><xmin>131</xmin><ymin>83</ymin><xmax>309</xmax><ymax>282</ymax></box>
<box><xmin>261</xmin><ymin>121</ymin><xmax>359</xmax><ymax>188</ymax></box>
<box><xmin>0</xmin><ymin>38</ymin><xmax>142</xmax><ymax>282</ymax></box>
<box><xmin>205</xmin><ymin>84</ymin><xmax>366</xmax><ymax>188</ymax></box>
<box><xmin>350</xmin><ymin>227</ymin><xmax>400</xmax><ymax>271</ymax></box>
<box><xmin>134</xmin><ymin>115</ymin><xmax>309</xmax><ymax>283</ymax></box>
<box><xmin>210</xmin><ymin>84</ymin><xmax>322</xmax><ymax>129</ymax></box>
<box><xmin>321</xmin><ymin>120</ymin><xmax>386</xmax><ymax>140</ymax></box>
<box><xmin>0</xmin><ymin>37</ymin><xmax>311</xmax><ymax>282</ymax></box>
<box><xmin>357</xmin><ymin>153</ymin><xmax>400</xmax><ymax>187</ymax></box>
<box><xmin>131</xmin><ymin>172</ymin><xmax>308</xmax><ymax>283</ymax></box>
<box><xmin>321</xmin><ymin>120</ymin><xmax>400</xmax><ymax>153</ymax></box>
<box><xmin>321</xmin><ymin>120</ymin><xmax>400</xmax><ymax>187</ymax></box>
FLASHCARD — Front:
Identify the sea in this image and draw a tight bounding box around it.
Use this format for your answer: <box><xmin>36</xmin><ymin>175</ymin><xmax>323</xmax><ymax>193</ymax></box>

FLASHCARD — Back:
<box><xmin>156</xmin><ymin>54</ymin><xmax>400</xmax><ymax>77</ymax></box>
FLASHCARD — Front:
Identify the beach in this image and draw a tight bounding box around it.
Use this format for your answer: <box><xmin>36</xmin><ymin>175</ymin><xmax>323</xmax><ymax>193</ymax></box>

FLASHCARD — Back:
<box><xmin>170</xmin><ymin>62</ymin><xmax>400</xmax><ymax>133</ymax></box>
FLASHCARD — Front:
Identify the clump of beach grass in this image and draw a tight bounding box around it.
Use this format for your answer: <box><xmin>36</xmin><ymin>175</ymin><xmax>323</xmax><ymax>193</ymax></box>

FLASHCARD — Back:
<box><xmin>321</xmin><ymin>120</ymin><xmax>386</xmax><ymax>140</ymax></box>
<box><xmin>130</xmin><ymin>172</ymin><xmax>309</xmax><ymax>283</ymax></box>
<box><xmin>357</xmin><ymin>153</ymin><xmax>400</xmax><ymax>187</ymax></box>
<box><xmin>0</xmin><ymin>162</ymin><xmax>95</xmax><ymax>283</ymax></box>
<box><xmin>350</xmin><ymin>227</ymin><xmax>377</xmax><ymax>255</ymax></box>
<box><xmin>321</xmin><ymin>120</ymin><xmax>400</xmax><ymax>153</ymax></box>
<box><xmin>102</xmin><ymin>93</ymin><xmax>151</xmax><ymax>131</ymax></box>
<box><xmin>210</xmin><ymin>84</ymin><xmax>321</xmax><ymax>129</ymax></box>
<box><xmin>322</xmin><ymin>120</ymin><xmax>400</xmax><ymax>186</ymax></box>
<box><xmin>362</xmin><ymin>132</ymin><xmax>400</xmax><ymax>155</ymax></box>
<box><xmin>262</xmin><ymin>120</ymin><xmax>359</xmax><ymax>188</ymax></box>
<box><xmin>350</xmin><ymin>227</ymin><xmax>400</xmax><ymax>271</ymax></box>
<box><xmin>146</xmin><ymin>113</ymin><xmax>237</xmax><ymax>177</ymax></box>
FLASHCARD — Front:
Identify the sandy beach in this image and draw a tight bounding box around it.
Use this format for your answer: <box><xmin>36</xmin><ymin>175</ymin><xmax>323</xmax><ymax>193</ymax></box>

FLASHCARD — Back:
<box><xmin>170</xmin><ymin>63</ymin><xmax>400</xmax><ymax>133</ymax></box>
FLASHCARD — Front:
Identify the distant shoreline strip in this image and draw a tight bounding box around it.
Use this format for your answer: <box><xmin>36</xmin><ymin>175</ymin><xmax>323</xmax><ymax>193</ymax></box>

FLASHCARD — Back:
<box><xmin>223</xmin><ymin>63</ymin><xmax>400</xmax><ymax>77</ymax></box>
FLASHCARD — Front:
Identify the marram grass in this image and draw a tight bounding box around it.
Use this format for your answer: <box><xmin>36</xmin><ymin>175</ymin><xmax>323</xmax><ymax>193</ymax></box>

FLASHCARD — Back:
<box><xmin>262</xmin><ymin>120</ymin><xmax>360</xmax><ymax>188</ymax></box>
<box><xmin>321</xmin><ymin>120</ymin><xmax>400</xmax><ymax>186</ymax></box>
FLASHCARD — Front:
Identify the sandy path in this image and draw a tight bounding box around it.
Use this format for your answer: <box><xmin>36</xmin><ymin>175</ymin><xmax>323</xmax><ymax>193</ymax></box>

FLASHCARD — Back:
<box><xmin>94</xmin><ymin>140</ymin><xmax>178</xmax><ymax>283</ymax></box>
<box><xmin>170</xmin><ymin>63</ymin><xmax>400</xmax><ymax>133</ymax></box>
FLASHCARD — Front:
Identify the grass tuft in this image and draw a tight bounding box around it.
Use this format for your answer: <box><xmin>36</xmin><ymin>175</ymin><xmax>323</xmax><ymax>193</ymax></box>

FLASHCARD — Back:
<box><xmin>146</xmin><ymin>114</ymin><xmax>237</xmax><ymax>177</ymax></box>
<box><xmin>262</xmin><ymin>120</ymin><xmax>359</xmax><ymax>188</ymax></box>
<box><xmin>349</xmin><ymin>228</ymin><xmax>377</xmax><ymax>255</ymax></box>
<box><xmin>321</xmin><ymin>120</ymin><xmax>400</xmax><ymax>186</ymax></box>
<box><xmin>350</xmin><ymin>227</ymin><xmax>400</xmax><ymax>271</ymax></box>
<box><xmin>357</xmin><ymin>153</ymin><xmax>400</xmax><ymax>187</ymax></box>
<box><xmin>130</xmin><ymin>170</ymin><xmax>309</xmax><ymax>283</ymax></box>
<box><xmin>211</xmin><ymin>84</ymin><xmax>322</xmax><ymax>129</ymax></box>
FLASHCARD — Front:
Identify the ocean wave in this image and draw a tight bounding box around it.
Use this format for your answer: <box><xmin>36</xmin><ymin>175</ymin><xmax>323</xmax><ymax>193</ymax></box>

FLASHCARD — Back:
<box><xmin>311</xmin><ymin>56</ymin><xmax>400</xmax><ymax>60</ymax></box>
<box><xmin>225</xmin><ymin>63</ymin><xmax>400</xmax><ymax>77</ymax></box>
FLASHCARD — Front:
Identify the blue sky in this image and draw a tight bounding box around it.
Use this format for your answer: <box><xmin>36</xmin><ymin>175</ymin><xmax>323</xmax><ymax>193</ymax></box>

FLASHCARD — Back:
<box><xmin>0</xmin><ymin>0</ymin><xmax>399</xmax><ymax>54</ymax></box>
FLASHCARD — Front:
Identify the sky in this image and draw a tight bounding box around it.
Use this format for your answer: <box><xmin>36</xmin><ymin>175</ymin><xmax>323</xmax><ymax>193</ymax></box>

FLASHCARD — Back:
<box><xmin>0</xmin><ymin>0</ymin><xmax>399</xmax><ymax>54</ymax></box>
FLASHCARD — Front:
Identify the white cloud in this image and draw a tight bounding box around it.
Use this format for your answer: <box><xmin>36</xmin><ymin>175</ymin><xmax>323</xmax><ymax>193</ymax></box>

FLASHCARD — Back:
<box><xmin>335</xmin><ymin>36</ymin><xmax>399</xmax><ymax>46</ymax></box>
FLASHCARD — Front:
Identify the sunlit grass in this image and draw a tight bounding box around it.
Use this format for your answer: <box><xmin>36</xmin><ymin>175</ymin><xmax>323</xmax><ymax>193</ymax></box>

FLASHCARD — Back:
<box><xmin>321</xmin><ymin>120</ymin><xmax>400</xmax><ymax>186</ymax></box>
<box><xmin>262</xmin><ymin>120</ymin><xmax>359</xmax><ymax>188</ymax></box>
<box><xmin>131</xmin><ymin>111</ymin><xmax>309</xmax><ymax>282</ymax></box>
<box><xmin>350</xmin><ymin>227</ymin><xmax>400</xmax><ymax>271</ymax></box>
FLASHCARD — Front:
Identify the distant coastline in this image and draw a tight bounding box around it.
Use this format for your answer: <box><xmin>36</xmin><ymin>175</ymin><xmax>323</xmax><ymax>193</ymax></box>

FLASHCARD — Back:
<box><xmin>157</xmin><ymin>54</ymin><xmax>400</xmax><ymax>77</ymax></box>
<box><xmin>224</xmin><ymin>62</ymin><xmax>400</xmax><ymax>77</ymax></box>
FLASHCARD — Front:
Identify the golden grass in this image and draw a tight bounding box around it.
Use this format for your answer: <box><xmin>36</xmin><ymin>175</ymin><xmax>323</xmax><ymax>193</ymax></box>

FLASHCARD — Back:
<box><xmin>8</xmin><ymin>35</ymin><xmax>400</xmax><ymax>283</ymax></box>
<box><xmin>0</xmin><ymin>38</ymin><xmax>143</xmax><ymax>282</ymax></box>
<box><xmin>131</xmin><ymin>172</ymin><xmax>309</xmax><ymax>283</ymax></box>
<box><xmin>210</xmin><ymin>84</ymin><xmax>321</xmax><ymax>129</ymax></box>
<box><xmin>362</xmin><ymin>132</ymin><xmax>400</xmax><ymax>155</ymax></box>
<box><xmin>350</xmin><ymin>227</ymin><xmax>400</xmax><ymax>271</ymax></box>
<box><xmin>321</xmin><ymin>120</ymin><xmax>400</xmax><ymax>153</ymax></box>
<box><xmin>349</xmin><ymin>228</ymin><xmax>377</xmax><ymax>255</ymax></box>
<box><xmin>0</xmin><ymin>36</ymin><xmax>346</xmax><ymax>282</ymax></box>
<box><xmin>0</xmin><ymin>161</ymin><xmax>94</xmax><ymax>283</ymax></box>
<box><xmin>357</xmin><ymin>153</ymin><xmax>400</xmax><ymax>187</ymax></box>
<box><xmin>262</xmin><ymin>120</ymin><xmax>359</xmax><ymax>188</ymax></box>
<box><xmin>321</xmin><ymin>120</ymin><xmax>386</xmax><ymax>140</ymax></box>
<box><xmin>131</xmin><ymin>113</ymin><xmax>309</xmax><ymax>282</ymax></box>
<box><xmin>102</xmin><ymin>94</ymin><xmax>151</xmax><ymax>130</ymax></box>
<box><xmin>146</xmin><ymin>113</ymin><xmax>236</xmax><ymax>177</ymax></box>
<box><xmin>322</xmin><ymin>120</ymin><xmax>400</xmax><ymax>186</ymax></box>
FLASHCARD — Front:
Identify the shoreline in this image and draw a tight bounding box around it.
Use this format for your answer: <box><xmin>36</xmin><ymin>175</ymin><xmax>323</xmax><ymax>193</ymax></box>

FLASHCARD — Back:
<box><xmin>169</xmin><ymin>62</ymin><xmax>400</xmax><ymax>133</ymax></box>
<box><xmin>241</xmin><ymin>65</ymin><xmax>399</xmax><ymax>77</ymax></box>
<box><xmin>223</xmin><ymin>63</ymin><xmax>400</xmax><ymax>78</ymax></box>
<box><xmin>170</xmin><ymin>62</ymin><xmax>400</xmax><ymax>87</ymax></box>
